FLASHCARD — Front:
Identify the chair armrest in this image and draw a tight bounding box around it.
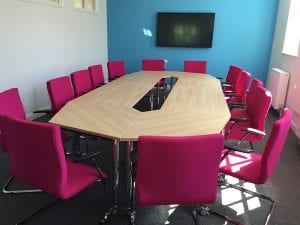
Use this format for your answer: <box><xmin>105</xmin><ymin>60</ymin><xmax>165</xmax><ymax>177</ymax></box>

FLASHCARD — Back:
<box><xmin>33</xmin><ymin>109</ymin><xmax>53</xmax><ymax>114</ymax></box>
<box><xmin>241</xmin><ymin>127</ymin><xmax>266</xmax><ymax>136</ymax></box>
<box><xmin>224</xmin><ymin>90</ymin><xmax>236</xmax><ymax>95</ymax></box>
<box><xmin>224</xmin><ymin>141</ymin><xmax>254</xmax><ymax>153</ymax></box>
<box><xmin>230</xmin><ymin>117</ymin><xmax>251</xmax><ymax>122</ymax></box>
<box><xmin>75</xmin><ymin>151</ymin><xmax>107</xmax><ymax>185</ymax></box>
<box><xmin>74</xmin><ymin>151</ymin><xmax>102</xmax><ymax>162</ymax></box>
<box><xmin>228</xmin><ymin>103</ymin><xmax>246</xmax><ymax>110</ymax></box>
<box><xmin>222</xmin><ymin>82</ymin><xmax>232</xmax><ymax>87</ymax></box>
<box><xmin>226</xmin><ymin>93</ymin><xmax>241</xmax><ymax>98</ymax></box>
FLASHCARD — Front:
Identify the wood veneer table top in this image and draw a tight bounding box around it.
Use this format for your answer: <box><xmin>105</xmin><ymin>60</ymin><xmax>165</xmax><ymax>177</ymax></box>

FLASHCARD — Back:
<box><xmin>50</xmin><ymin>71</ymin><xmax>230</xmax><ymax>141</ymax></box>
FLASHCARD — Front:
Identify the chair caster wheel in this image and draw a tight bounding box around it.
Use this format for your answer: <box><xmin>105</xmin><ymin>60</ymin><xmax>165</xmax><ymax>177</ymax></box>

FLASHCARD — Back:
<box><xmin>197</xmin><ymin>205</ymin><xmax>210</xmax><ymax>216</ymax></box>
<box><xmin>111</xmin><ymin>206</ymin><xmax>118</xmax><ymax>215</ymax></box>
<box><xmin>218</xmin><ymin>173</ymin><xmax>226</xmax><ymax>185</ymax></box>
<box><xmin>130</xmin><ymin>212</ymin><xmax>136</xmax><ymax>225</ymax></box>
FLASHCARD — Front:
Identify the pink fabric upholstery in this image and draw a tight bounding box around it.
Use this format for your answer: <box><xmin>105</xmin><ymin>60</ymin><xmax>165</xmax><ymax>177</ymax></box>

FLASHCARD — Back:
<box><xmin>107</xmin><ymin>61</ymin><xmax>126</xmax><ymax>82</ymax></box>
<box><xmin>230</xmin><ymin>78</ymin><xmax>263</xmax><ymax>118</ymax></box>
<box><xmin>1</xmin><ymin>115</ymin><xmax>102</xmax><ymax>199</ymax></box>
<box><xmin>0</xmin><ymin>88</ymin><xmax>26</xmax><ymax>153</ymax></box>
<box><xmin>88</xmin><ymin>65</ymin><xmax>105</xmax><ymax>89</ymax></box>
<box><xmin>71</xmin><ymin>69</ymin><xmax>93</xmax><ymax>97</ymax></box>
<box><xmin>226</xmin><ymin>65</ymin><xmax>243</xmax><ymax>85</ymax></box>
<box><xmin>142</xmin><ymin>59</ymin><xmax>165</xmax><ymax>71</ymax></box>
<box><xmin>220</xmin><ymin>108</ymin><xmax>292</xmax><ymax>184</ymax></box>
<box><xmin>61</xmin><ymin>160</ymin><xmax>100</xmax><ymax>199</ymax></box>
<box><xmin>47</xmin><ymin>76</ymin><xmax>74</xmax><ymax>113</ymax></box>
<box><xmin>246</xmin><ymin>78</ymin><xmax>263</xmax><ymax>106</ymax></box>
<box><xmin>136</xmin><ymin>134</ymin><xmax>224</xmax><ymax>205</ymax></box>
<box><xmin>226</xmin><ymin>86</ymin><xmax>272</xmax><ymax>142</ymax></box>
<box><xmin>183</xmin><ymin>60</ymin><xmax>207</xmax><ymax>73</ymax></box>
<box><xmin>247</xmin><ymin>86</ymin><xmax>272</xmax><ymax>133</ymax></box>
<box><xmin>227</xmin><ymin>71</ymin><xmax>251</xmax><ymax>104</ymax></box>
<box><xmin>0</xmin><ymin>88</ymin><xmax>26</xmax><ymax>119</ymax></box>
<box><xmin>224</xmin><ymin>65</ymin><xmax>243</xmax><ymax>92</ymax></box>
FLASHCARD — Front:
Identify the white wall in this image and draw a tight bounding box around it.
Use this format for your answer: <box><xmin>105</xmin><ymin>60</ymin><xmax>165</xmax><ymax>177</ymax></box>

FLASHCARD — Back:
<box><xmin>268</xmin><ymin>0</ymin><xmax>300</xmax><ymax>138</ymax></box>
<box><xmin>0</xmin><ymin>0</ymin><xmax>107</xmax><ymax>119</ymax></box>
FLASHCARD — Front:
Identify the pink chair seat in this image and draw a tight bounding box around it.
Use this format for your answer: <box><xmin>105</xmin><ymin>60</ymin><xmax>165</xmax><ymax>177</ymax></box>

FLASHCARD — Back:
<box><xmin>61</xmin><ymin>160</ymin><xmax>103</xmax><ymax>199</ymax></box>
<box><xmin>220</xmin><ymin>151</ymin><xmax>262</xmax><ymax>184</ymax></box>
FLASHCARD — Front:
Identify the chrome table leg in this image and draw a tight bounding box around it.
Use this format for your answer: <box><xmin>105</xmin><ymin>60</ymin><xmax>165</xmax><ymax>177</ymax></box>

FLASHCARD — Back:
<box><xmin>126</xmin><ymin>141</ymin><xmax>133</xmax><ymax>212</ymax></box>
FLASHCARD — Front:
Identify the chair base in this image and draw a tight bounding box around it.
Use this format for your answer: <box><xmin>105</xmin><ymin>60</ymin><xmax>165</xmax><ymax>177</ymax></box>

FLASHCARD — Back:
<box><xmin>3</xmin><ymin>176</ymin><xmax>42</xmax><ymax>194</ymax></box>
<box><xmin>100</xmin><ymin>205</ymin><xmax>118</xmax><ymax>224</ymax></box>
<box><xmin>196</xmin><ymin>205</ymin><xmax>243</xmax><ymax>225</ymax></box>
<box><xmin>15</xmin><ymin>199</ymin><xmax>57</xmax><ymax>225</ymax></box>
<box><xmin>223</xmin><ymin>183</ymin><xmax>276</xmax><ymax>225</ymax></box>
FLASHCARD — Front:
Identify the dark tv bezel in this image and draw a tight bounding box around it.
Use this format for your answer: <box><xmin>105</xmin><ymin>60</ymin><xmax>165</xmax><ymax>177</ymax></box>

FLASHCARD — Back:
<box><xmin>156</xmin><ymin>12</ymin><xmax>215</xmax><ymax>48</ymax></box>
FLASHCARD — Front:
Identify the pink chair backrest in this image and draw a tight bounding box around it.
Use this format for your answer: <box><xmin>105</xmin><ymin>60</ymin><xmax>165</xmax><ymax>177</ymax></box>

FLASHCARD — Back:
<box><xmin>142</xmin><ymin>59</ymin><xmax>165</xmax><ymax>71</ymax></box>
<box><xmin>0</xmin><ymin>88</ymin><xmax>26</xmax><ymax>153</ymax></box>
<box><xmin>246</xmin><ymin>78</ymin><xmax>263</xmax><ymax>106</ymax></box>
<box><xmin>1</xmin><ymin>115</ymin><xmax>67</xmax><ymax>197</ymax></box>
<box><xmin>107</xmin><ymin>61</ymin><xmax>126</xmax><ymax>81</ymax></box>
<box><xmin>247</xmin><ymin>86</ymin><xmax>272</xmax><ymax>133</ymax></box>
<box><xmin>71</xmin><ymin>69</ymin><xmax>93</xmax><ymax>97</ymax></box>
<box><xmin>226</xmin><ymin>65</ymin><xmax>243</xmax><ymax>87</ymax></box>
<box><xmin>184</xmin><ymin>60</ymin><xmax>207</xmax><ymax>73</ymax></box>
<box><xmin>235</xmin><ymin>71</ymin><xmax>251</xmax><ymax>103</ymax></box>
<box><xmin>88</xmin><ymin>65</ymin><xmax>105</xmax><ymax>89</ymax></box>
<box><xmin>47</xmin><ymin>76</ymin><xmax>74</xmax><ymax>113</ymax></box>
<box><xmin>259</xmin><ymin>108</ymin><xmax>292</xmax><ymax>183</ymax></box>
<box><xmin>136</xmin><ymin>134</ymin><xmax>224</xmax><ymax>205</ymax></box>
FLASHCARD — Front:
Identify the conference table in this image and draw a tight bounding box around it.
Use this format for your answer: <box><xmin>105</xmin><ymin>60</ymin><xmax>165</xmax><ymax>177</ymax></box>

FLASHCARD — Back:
<box><xmin>50</xmin><ymin>70</ymin><xmax>230</xmax><ymax>214</ymax></box>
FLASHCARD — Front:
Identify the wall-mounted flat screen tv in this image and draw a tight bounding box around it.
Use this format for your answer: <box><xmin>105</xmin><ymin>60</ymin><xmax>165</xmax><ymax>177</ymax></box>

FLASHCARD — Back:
<box><xmin>157</xmin><ymin>12</ymin><xmax>215</xmax><ymax>48</ymax></box>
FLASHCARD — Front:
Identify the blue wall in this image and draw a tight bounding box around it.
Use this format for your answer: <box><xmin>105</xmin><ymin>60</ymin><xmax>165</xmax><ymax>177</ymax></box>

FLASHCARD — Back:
<box><xmin>107</xmin><ymin>0</ymin><xmax>279</xmax><ymax>82</ymax></box>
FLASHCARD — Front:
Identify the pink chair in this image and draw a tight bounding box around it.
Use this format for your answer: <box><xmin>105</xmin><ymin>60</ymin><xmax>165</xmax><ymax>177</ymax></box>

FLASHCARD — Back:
<box><xmin>88</xmin><ymin>64</ymin><xmax>105</xmax><ymax>89</ymax></box>
<box><xmin>0</xmin><ymin>88</ymin><xmax>42</xmax><ymax>194</ymax></box>
<box><xmin>183</xmin><ymin>60</ymin><xmax>207</xmax><ymax>73</ymax></box>
<box><xmin>47</xmin><ymin>76</ymin><xmax>75</xmax><ymax>113</ymax></box>
<box><xmin>1</xmin><ymin>114</ymin><xmax>107</xmax><ymax>224</ymax></box>
<box><xmin>107</xmin><ymin>60</ymin><xmax>126</xmax><ymax>82</ymax></box>
<box><xmin>226</xmin><ymin>71</ymin><xmax>251</xmax><ymax>104</ymax></box>
<box><xmin>247</xmin><ymin>78</ymin><xmax>264</xmax><ymax>105</ymax></box>
<box><xmin>225</xmin><ymin>86</ymin><xmax>272</xmax><ymax>149</ymax></box>
<box><xmin>0</xmin><ymin>88</ymin><xmax>26</xmax><ymax>123</ymax></box>
<box><xmin>142</xmin><ymin>59</ymin><xmax>165</xmax><ymax>71</ymax></box>
<box><xmin>220</xmin><ymin>108</ymin><xmax>292</xmax><ymax>225</ymax></box>
<box><xmin>71</xmin><ymin>69</ymin><xmax>93</xmax><ymax>97</ymax></box>
<box><xmin>222</xmin><ymin>65</ymin><xmax>243</xmax><ymax>92</ymax></box>
<box><xmin>129</xmin><ymin>134</ymin><xmax>237</xmax><ymax>225</ymax></box>
<box><xmin>228</xmin><ymin>78</ymin><xmax>263</xmax><ymax>114</ymax></box>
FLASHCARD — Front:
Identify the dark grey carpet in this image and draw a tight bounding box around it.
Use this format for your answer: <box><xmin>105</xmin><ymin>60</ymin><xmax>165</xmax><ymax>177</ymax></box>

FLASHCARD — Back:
<box><xmin>0</xmin><ymin>108</ymin><xmax>300</xmax><ymax>225</ymax></box>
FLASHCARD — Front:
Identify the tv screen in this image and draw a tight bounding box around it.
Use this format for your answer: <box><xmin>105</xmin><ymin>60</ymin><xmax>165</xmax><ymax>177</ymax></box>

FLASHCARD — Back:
<box><xmin>156</xmin><ymin>12</ymin><xmax>215</xmax><ymax>48</ymax></box>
